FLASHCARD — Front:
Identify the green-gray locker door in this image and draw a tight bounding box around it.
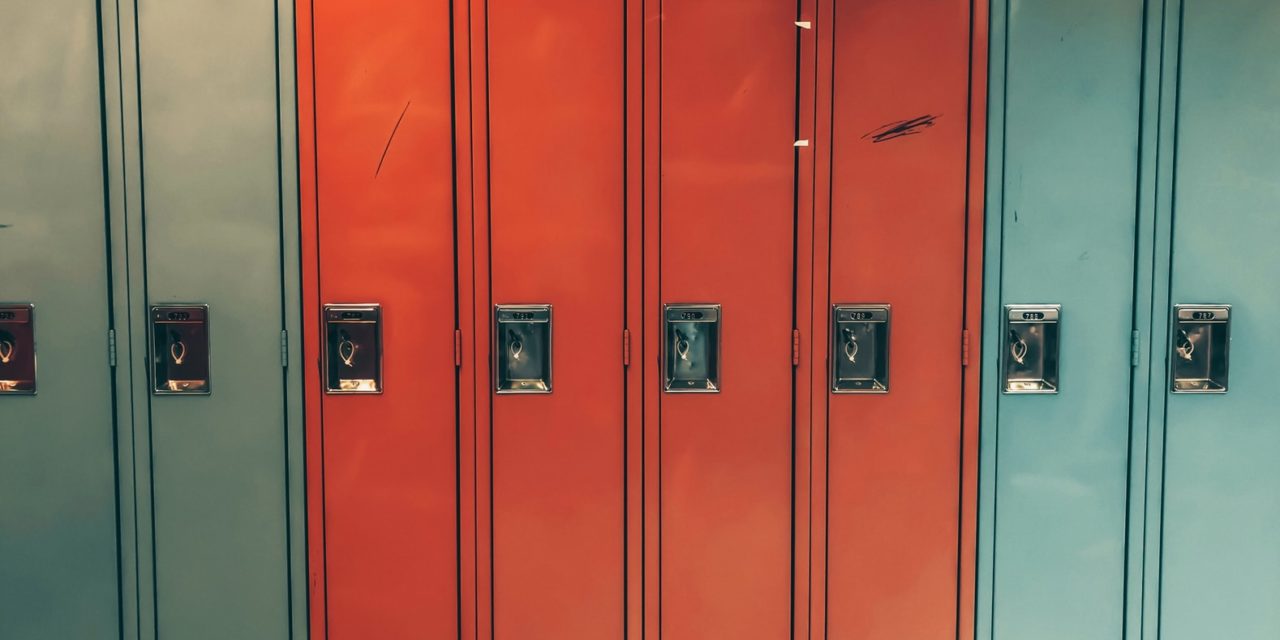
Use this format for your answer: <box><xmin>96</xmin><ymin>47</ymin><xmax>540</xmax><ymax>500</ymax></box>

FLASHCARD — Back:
<box><xmin>1157</xmin><ymin>1</ymin><xmax>1280</xmax><ymax>637</ymax></box>
<box><xmin>134</xmin><ymin>0</ymin><xmax>298</xmax><ymax>636</ymax></box>
<box><xmin>0</xmin><ymin>3</ymin><xmax>121</xmax><ymax>638</ymax></box>
<box><xmin>979</xmin><ymin>1</ymin><xmax>1145</xmax><ymax>638</ymax></box>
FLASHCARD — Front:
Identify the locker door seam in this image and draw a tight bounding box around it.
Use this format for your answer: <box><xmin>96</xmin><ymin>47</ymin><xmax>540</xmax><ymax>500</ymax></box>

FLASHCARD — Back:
<box><xmin>305</xmin><ymin>0</ymin><xmax>331</xmax><ymax>632</ymax></box>
<box><xmin>957</xmin><ymin>2</ymin><xmax>977</xmax><ymax>637</ymax></box>
<box><xmin>822</xmin><ymin>2</ymin><xmax>838</xmax><ymax>636</ymax></box>
<box><xmin>1119</xmin><ymin>2</ymin><xmax>1155</xmax><ymax>637</ymax></box>
<box><xmin>125</xmin><ymin>0</ymin><xmax>162</xmax><ymax>632</ymax></box>
<box><xmin>655</xmin><ymin>1</ymin><xmax>665</xmax><ymax>634</ymax></box>
<box><xmin>269</xmin><ymin>2</ymin><xmax>302</xmax><ymax>634</ymax></box>
<box><xmin>108</xmin><ymin>0</ymin><xmax>146</xmax><ymax>634</ymax></box>
<box><xmin>789</xmin><ymin>2</ymin><xmax>804</xmax><ymax>637</ymax></box>
<box><xmin>447</xmin><ymin>3</ymin><xmax>464</xmax><ymax>638</ymax></box>
<box><xmin>656</xmin><ymin>2</ymin><xmax>664</xmax><ymax>635</ymax></box>
<box><xmin>621</xmin><ymin>1</ymin><xmax>631</xmax><ymax>633</ymax></box>
<box><xmin>93</xmin><ymin>0</ymin><xmax>129</xmax><ymax>632</ymax></box>
<box><xmin>986</xmin><ymin>0</ymin><xmax>1014</xmax><ymax>633</ymax></box>
<box><xmin>1153</xmin><ymin>1</ymin><xmax>1187</xmax><ymax>635</ymax></box>
<box><xmin>482</xmin><ymin>0</ymin><xmax>495</xmax><ymax>633</ymax></box>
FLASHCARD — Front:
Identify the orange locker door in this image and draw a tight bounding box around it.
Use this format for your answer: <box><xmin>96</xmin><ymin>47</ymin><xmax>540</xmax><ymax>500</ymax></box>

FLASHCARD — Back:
<box><xmin>655</xmin><ymin>1</ymin><xmax>798</xmax><ymax>638</ymax></box>
<box><xmin>823</xmin><ymin>1</ymin><xmax>979</xmax><ymax>638</ymax></box>
<box><xmin>485</xmin><ymin>1</ymin><xmax>626</xmax><ymax>638</ymax></box>
<box><xmin>299</xmin><ymin>0</ymin><xmax>458</xmax><ymax>637</ymax></box>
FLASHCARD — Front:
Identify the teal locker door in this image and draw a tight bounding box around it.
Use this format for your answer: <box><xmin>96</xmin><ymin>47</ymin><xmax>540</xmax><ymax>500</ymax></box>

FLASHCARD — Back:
<box><xmin>0</xmin><ymin>3</ymin><xmax>121</xmax><ymax>638</ymax></box>
<box><xmin>980</xmin><ymin>1</ymin><xmax>1145</xmax><ymax>638</ymax></box>
<box><xmin>133</xmin><ymin>0</ymin><xmax>299</xmax><ymax>637</ymax></box>
<box><xmin>1157</xmin><ymin>1</ymin><xmax>1280</xmax><ymax>637</ymax></box>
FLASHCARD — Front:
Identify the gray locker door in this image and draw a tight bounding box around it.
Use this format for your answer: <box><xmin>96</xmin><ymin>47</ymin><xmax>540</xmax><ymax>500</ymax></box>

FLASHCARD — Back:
<box><xmin>0</xmin><ymin>2</ymin><xmax>122</xmax><ymax>638</ymax></box>
<box><xmin>128</xmin><ymin>0</ymin><xmax>301</xmax><ymax>637</ymax></box>
<box><xmin>1156</xmin><ymin>1</ymin><xmax>1280</xmax><ymax>637</ymax></box>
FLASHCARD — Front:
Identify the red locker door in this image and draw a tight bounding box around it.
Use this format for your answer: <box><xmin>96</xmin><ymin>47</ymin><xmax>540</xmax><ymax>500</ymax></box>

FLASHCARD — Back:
<box><xmin>656</xmin><ymin>1</ymin><xmax>798</xmax><ymax>638</ymax></box>
<box><xmin>822</xmin><ymin>0</ymin><xmax>981</xmax><ymax>637</ymax></box>
<box><xmin>485</xmin><ymin>1</ymin><xmax>626</xmax><ymax>638</ymax></box>
<box><xmin>298</xmin><ymin>1</ymin><xmax>458</xmax><ymax>637</ymax></box>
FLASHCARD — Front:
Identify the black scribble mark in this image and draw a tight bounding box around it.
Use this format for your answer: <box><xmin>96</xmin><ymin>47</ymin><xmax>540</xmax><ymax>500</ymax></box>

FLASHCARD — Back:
<box><xmin>375</xmin><ymin>101</ymin><xmax>412</xmax><ymax>177</ymax></box>
<box><xmin>1013</xmin><ymin>210</ymin><xmax>1019</xmax><ymax>223</ymax></box>
<box><xmin>0</xmin><ymin>223</ymin><xmax>10</xmax><ymax>229</ymax></box>
<box><xmin>863</xmin><ymin>114</ymin><xmax>939</xmax><ymax>143</ymax></box>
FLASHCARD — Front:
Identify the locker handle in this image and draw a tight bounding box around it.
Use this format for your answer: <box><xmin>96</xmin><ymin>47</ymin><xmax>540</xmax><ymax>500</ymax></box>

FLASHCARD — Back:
<box><xmin>508</xmin><ymin>330</ymin><xmax>524</xmax><ymax>361</ymax></box>
<box><xmin>337</xmin><ymin>330</ymin><xmax>358</xmax><ymax>367</ymax></box>
<box><xmin>0</xmin><ymin>339</ymin><xmax>13</xmax><ymax>364</ymax></box>
<box><xmin>169</xmin><ymin>331</ymin><xmax>187</xmax><ymax>365</ymax></box>
<box><xmin>1009</xmin><ymin>329</ymin><xmax>1028</xmax><ymax>365</ymax></box>
<box><xmin>674</xmin><ymin>330</ymin><xmax>691</xmax><ymax>361</ymax></box>
<box><xmin>1175</xmin><ymin>328</ymin><xmax>1195</xmax><ymax>361</ymax></box>
<box><xmin>842</xmin><ymin>328</ymin><xmax>859</xmax><ymax>364</ymax></box>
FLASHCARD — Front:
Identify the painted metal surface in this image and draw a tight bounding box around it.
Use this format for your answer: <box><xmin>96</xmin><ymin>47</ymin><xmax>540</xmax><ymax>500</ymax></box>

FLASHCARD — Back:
<box><xmin>657</xmin><ymin>1</ymin><xmax>797</xmax><ymax>638</ymax></box>
<box><xmin>1155</xmin><ymin>1</ymin><xmax>1280</xmax><ymax>636</ymax></box>
<box><xmin>486</xmin><ymin>1</ymin><xmax>626</xmax><ymax>636</ymax></box>
<box><xmin>824</xmin><ymin>0</ymin><xmax>975</xmax><ymax>637</ymax></box>
<box><xmin>979</xmin><ymin>1</ymin><xmax>1146</xmax><ymax>638</ymax></box>
<box><xmin>132</xmin><ymin>0</ymin><xmax>300</xmax><ymax>636</ymax></box>
<box><xmin>0</xmin><ymin>2</ymin><xmax>121</xmax><ymax>637</ymax></box>
<box><xmin>299</xmin><ymin>0</ymin><xmax>459</xmax><ymax>637</ymax></box>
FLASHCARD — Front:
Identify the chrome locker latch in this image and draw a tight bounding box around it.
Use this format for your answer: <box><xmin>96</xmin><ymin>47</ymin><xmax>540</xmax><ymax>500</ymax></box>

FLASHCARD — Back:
<box><xmin>151</xmin><ymin>305</ymin><xmax>211</xmax><ymax>395</ymax></box>
<box><xmin>495</xmin><ymin>305</ymin><xmax>552</xmax><ymax>394</ymax></box>
<box><xmin>831</xmin><ymin>304</ymin><xmax>890</xmax><ymax>393</ymax></box>
<box><xmin>324</xmin><ymin>304</ymin><xmax>383</xmax><ymax>394</ymax></box>
<box><xmin>0</xmin><ymin>304</ymin><xmax>37</xmax><ymax>394</ymax></box>
<box><xmin>663</xmin><ymin>304</ymin><xmax>721</xmax><ymax>393</ymax></box>
<box><xmin>1003</xmin><ymin>304</ymin><xmax>1060</xmax><ymax>394</ymax></box>
<box><xmin>1170</xmin><ymin>304</ymin><xmax>1230</xmax><ymax>393</ymax></box>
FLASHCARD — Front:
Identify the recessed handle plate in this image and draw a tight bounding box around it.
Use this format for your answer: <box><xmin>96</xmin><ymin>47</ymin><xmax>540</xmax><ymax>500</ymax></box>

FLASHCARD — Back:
<box><xmin>664</xmin><ymin>304</ymin><xmax>721</xmax><ymax>393</ymax></box>
<box><xmin>0</xmin><ymin>304</ymin><xmax>37</xmax><ymax>395</ymax></box>
<box><xmin>495</xmin><ymin>304</ymin><xmax>552</xmax><ymax>394</ymax></box>
<box><xmin>1003</xmin><ymin>304</ymin><xmax>1060</xmax><ymax>394</ymax></box>
<box><xmin>152</xmin><ymin>304</ymin><xmax>211</xmax><ymax>395</ymax></box>
<box><xmin>831</xmin><ymin>304</ymin><xmax>890</xmax><ymax>393</ymax></box>
<box><xmin>1171</xmin><ymin>304</ymin><xmax>1230</xmax><ymax>393</ymax></box>
<box><xmin>325</xmin><ymin>304</ymin><xmax>383</xmax><ymax>394</ymax></box>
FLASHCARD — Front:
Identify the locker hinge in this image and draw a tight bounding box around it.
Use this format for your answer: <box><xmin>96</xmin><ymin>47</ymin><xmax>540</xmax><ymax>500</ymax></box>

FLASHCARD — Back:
<box><xmin>107</xmin><ymin>329</ymin><xmax>117</xmax><ymax>367</ymax></box>
<box><xmin>961</xmin><ymin>329</ymin><xmax>970</xmax><ymax>367</ymax></box>
<box><xmin>280</xmin><ymin>330</ymin><xmax>289</xmax><ymax>368</ymax></box>
<box><xmin>623</xmin><ymin>329</ymin><xmax>632</xmax><ymax>367</ymax></box>
<box><xmin>1131</xmin><ymin>330</ymin><xmax>1140</xmax><ymax>367</ymax></box>
<box><xmin>454</xmin><ymin>330</ymin><xmax>463</xmax><ymax>367</ymax></box>
<box><xmin>792</xmin><ymin>330</ymin><xmax>801</xmax><ymax>366</ymax></box>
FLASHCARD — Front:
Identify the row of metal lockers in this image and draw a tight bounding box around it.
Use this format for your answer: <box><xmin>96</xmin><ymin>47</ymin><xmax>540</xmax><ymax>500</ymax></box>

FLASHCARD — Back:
<box><xmin>2</xmin><ymin>0</ymin><xmax>1277</xmax><ymax>639</ymax></box>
